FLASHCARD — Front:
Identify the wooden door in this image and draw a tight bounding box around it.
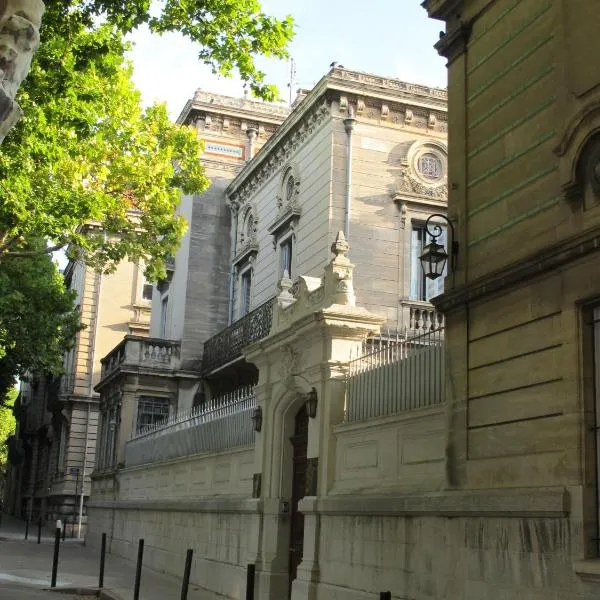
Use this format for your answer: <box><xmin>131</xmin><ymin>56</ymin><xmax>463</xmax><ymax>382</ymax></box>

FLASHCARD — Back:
<box><xmin>288</xmin><ymin>405</ymin><xmax>308</xmax><ymax>595</ymax></box>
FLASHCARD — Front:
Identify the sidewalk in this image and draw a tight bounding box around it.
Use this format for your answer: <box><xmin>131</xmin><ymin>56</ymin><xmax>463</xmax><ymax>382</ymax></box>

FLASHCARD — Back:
<box><xmin>0</xmin><ymin>513</ymin><xmax>205</xmax><ymax>599</ymax></box>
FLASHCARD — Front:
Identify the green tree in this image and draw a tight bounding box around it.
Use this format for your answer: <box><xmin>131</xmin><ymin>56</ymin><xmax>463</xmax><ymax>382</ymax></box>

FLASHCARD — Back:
<box><xmin>0</xmin><ymin>389</ymin><xmax>17</xmax><ymax>476</ymax></box>
<box><xmin>0</xmin><ymin>16</ymin><xmax>208</xmax><ymax>281</ymax></box>
<box><xmin>0</xmin><ymin>243</ymin><xmax>81</xmax><ymax>403</ymax></box>
<box><xmin>52</xmin><ymin>0</ymin><xmax>294</xmax><ymax>100</ymax></box>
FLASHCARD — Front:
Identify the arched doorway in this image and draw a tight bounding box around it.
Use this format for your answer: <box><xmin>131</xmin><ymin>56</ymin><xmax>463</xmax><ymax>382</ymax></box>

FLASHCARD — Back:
<box><xmin>288</xmin><ymin>404</ymin><xmax>308</xmax><ymax>596</ymax></box>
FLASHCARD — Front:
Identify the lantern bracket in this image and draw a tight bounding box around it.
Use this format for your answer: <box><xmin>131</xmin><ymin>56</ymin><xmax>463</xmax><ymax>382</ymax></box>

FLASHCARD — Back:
<box><xmin>424</xmin><ymin>213</ymin><xmax>458</xmax><ymax>273</ymax></box>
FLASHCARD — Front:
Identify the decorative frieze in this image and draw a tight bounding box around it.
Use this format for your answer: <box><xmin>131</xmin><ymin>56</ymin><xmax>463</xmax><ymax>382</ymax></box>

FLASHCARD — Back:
<box><xmin>228</xmin><ymin>100</ymin><xmax>331</xmax><ymax>209</ymax></box>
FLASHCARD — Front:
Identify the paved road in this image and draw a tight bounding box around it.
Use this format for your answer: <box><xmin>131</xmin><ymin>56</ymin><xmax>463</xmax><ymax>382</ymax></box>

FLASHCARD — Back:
<box><xmin>0</xmin><ymin>580</ymin><xmax>81</xmax><ymax>599</ymax></box>
<box><xmin>0</xmin><ymin>513</ymin><xmax>205</xmax><ymax>600</ymax></box>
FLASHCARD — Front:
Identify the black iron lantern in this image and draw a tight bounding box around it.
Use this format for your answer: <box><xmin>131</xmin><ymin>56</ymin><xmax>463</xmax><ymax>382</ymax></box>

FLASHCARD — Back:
<box><xmin>305</xmin><ymin>388</ymin><xmax>318</xmax><ymax>418</ymax></box>
<box><xmin>419</xmin><ymin>239</ymin><xmax>448</xmax><ymax>280</ymax></box>
<box><xmin>251</xmin><ymin>406</ymin><xmax>263</xmax><ymax>432</ymax></box>
<box><xmin>419</xmin><ymin>214</ymin><xmax>458</xmax><ymax>280</ymax></box>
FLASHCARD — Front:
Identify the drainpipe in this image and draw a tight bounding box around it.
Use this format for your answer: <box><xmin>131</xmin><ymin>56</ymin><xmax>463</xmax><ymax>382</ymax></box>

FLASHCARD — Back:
<box><xmin>343</xmin><ymin>109</ymin><xmax>356</xmax><ymax>240</ymax></box>
<box><xmin>228</xmin><ymin>204</ymin><xmax>239</xmax><ymax>325</ymax></box>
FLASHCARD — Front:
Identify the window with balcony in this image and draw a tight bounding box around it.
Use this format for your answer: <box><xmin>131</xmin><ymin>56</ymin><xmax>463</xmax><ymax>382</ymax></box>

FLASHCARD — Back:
<box><xmin>410</xmin><ymin>221</ymin><xmax>446</xmax><ymax>302</ymax></box>
<box><xmin>136</xmin><ymin>395</ymin><xmax>170</xmax><ymax>433</ymax></box>
<box><xmin>280</xmin><ymin>236</ymin><xmax>293</xmax><ymax>279</ymax></box>
<box><xmin>160</xmin><ymin>296</ymin><xmax>169</xmax><ymax>338</ymax></box>
<box><xmin>240</xmin><ymin>268</ymin><xmax>252</xmax><ymax>316</ymax></box>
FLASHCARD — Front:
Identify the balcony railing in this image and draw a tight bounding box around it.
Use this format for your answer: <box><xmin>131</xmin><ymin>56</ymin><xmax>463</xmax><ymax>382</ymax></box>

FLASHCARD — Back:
<box><xmin>202</xmin><ymin>298</ymin><xmax>274</xmax><ymax>374</ymax></box>
<box><xmin>399</xmin><ymin>299</ymin><xmax>444</xmax><ymax>335</ymax></box>
<box><xmin>125</xmin><ymin>385</ymin><xmax>257</xmax><ymax>466</ymax></box>
<box><xmin>345</xmin><ymin>327</ymin><xmax>445</xmax><ymax>422</ymax></box>
<box><xmin>99</xmin><ymin>335</ymin><xmax>181</xmax><ymax>383</ymax></box>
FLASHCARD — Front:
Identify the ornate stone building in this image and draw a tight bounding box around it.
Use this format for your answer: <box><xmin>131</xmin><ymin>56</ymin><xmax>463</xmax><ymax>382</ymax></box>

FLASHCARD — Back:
<box><xmin>88</xmin><ymin>68</ymin><xmax>450</xmax><ymax>599</ymax></box>
<box><xmin>5</xmin><ymin>258</ymin><xmax>153</xmax><ymax>532</ymax></box>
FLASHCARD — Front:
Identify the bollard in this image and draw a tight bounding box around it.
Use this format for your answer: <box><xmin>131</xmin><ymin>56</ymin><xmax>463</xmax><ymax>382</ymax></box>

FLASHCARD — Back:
<box><xmin>245</xmin><ymin>564</ymin><xmax>256</xmax><ymax>600</ymax></box>
<box><xmin>62</xmin><ymin>519</ymin><xmax>66</xmax><ymax>541</ymax></box>
<box><xmin>180</xmin><ymin>548</ymin><xmax>194</xmax><ymax>600</ymax></box>
<box><xmin>380</xmin><ymin>592</ymin><xmax>391</xmax><ymax>600</ymax></box>
<box><xmin>37</xmin><ymin>517</ymin><xmax>42</xmax><ymax>544</ymax></box>
<box><xmin>99</xmin><ymin>533</ymin><xmax>107</xmax><ymax>588</ymax></box>
<box><xmin>51</xmin><ymin>527</ymin><xmax>61</xmax><ymax>587</ymax></box>
<box><xmin>133</xmin><ymin>538</ymin><xmax>144</xmax><ymax>600</ymax></box>
<box><xmin>25</xmin><ymin>518</ymin><xmax>29</xmax><ymax>540</ymax></box>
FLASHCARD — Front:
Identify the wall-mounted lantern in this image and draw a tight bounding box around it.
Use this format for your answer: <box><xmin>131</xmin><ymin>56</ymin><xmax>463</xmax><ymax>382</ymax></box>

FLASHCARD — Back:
<box><xmin>419</xmin><ymin>213</ymin><xmax>459</xmax><ymax>280</ymax></box>
<box><xmin>251</xmin><ymin>406</ymin><xmax>263</xmax><ymax>432</ymax></box>
<box><xmin>305</xmin><ymin>388</ymin><xmax>318</xmax><ymax>419</ymax></box>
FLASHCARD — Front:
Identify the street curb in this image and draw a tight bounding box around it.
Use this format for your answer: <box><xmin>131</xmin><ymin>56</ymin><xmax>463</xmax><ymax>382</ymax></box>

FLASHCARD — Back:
<box><xmin>45</xmin><ymin>587</ymin><xmax>98</xmax><ymax>596</ymax></box>
<box><xmin>45</xmin><ymin>586</ymin><xmax>124</xmax><ymax>599</ymax></box>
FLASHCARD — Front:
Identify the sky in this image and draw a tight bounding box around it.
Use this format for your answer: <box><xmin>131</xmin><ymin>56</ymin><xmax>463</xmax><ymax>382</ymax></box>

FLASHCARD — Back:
<box><xmin>126</xmin><ymin>1</ymin><xmax>448</xmax><ymax>118</ymax></box>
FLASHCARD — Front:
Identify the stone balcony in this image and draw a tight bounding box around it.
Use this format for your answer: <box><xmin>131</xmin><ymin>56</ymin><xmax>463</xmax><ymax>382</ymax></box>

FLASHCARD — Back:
<box><xmin>399</xmin><ymin>299</ymin><xmax>444</xmax><ymax>336</ymax></box>
<box><xmin>98</xmin><ymin>335</ymin><xmax>181</xmax><ymax>386</ymax></box>
<box><xmin>202</xmin><ymin>298</ymin><xmax>274</xmax><ymax>375</ymax></box>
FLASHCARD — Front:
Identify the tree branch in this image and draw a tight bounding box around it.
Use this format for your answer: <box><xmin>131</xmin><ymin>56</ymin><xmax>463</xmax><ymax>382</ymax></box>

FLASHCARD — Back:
<box><xmin>1</xmin><ymin>243</ymin><xmax>66</xmax><ymax>258</ymax></box>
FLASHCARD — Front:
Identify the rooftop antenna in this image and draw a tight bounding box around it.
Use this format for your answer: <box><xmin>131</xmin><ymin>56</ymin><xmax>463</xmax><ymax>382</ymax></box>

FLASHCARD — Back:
<box><xmin>287</xmin><ymin>58</ymin><xmax>297</xmax><ymax>106</ymax></box>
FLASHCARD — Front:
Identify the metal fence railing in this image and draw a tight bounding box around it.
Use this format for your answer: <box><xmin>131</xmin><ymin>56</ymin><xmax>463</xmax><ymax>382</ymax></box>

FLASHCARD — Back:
<box><xmin>124</xmin><ymin>386</ymin><xmax>257</xmax><ymax>467</ymax></box>
<box><xmin>345</xmin><ymin>328</ymin><xmax>445</xmax><ymax>422</ymax></box>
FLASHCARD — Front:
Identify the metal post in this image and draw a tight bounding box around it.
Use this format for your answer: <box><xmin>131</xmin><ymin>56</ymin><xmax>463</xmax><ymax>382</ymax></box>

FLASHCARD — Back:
<box><xmin>180</xmin><ymin>548</ymin><xmax>193</xmax><ymax>600</ymax></box>
<box><xmin>24</xmin><ymin>518</ymin><xmax>29</xmax><ymax>540</ymax></box>
<box><xmin>246</xmin><ymin>564</ymin><xmax>255</xmax><ymax>600</ymax></box>
<box><xmin>37</xmin><ymin>517</ymin><xmax>42</xmax><ymax>544</ymax></box>
<box><xmin>133</xmin><ymin>538</ymin><xmax>144</xmax><ymax>600</ymax></box>
<box><xmin>99</xmin><ymin>533</ymin><xmax>107</xmax><ymax>588</ymax></box>
<box><xmin>62</xmin><ymin>520</ymin><xmax>66</xmax><ymax>541</ymax></box>
<box><xmin>51</xmin><ymin>527</ymin><xmax>60</xmax><ymax>587</ymax></box>
<box><xmin>380</xmin><ymin>592</ymin><xmax>391</xmax><ymax>600</ymax></box>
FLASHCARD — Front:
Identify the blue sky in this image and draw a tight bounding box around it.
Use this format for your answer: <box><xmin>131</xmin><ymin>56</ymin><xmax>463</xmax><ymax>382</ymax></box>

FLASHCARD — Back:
<box><xmin>127</xmin><ymin>1</ymin><xmax>447</xmax><ymax>118</ymax></box>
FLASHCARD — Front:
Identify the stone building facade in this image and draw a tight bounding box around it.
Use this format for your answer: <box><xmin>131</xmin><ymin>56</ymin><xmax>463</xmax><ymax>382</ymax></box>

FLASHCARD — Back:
<box><xmin>92</xmin><ymin>93</ymin><xmax>290</xmax><ymax>476</ymax></box>
<box><xmin>417</xmin><ymin>0</ymin><xmax>600</xmax><ymax>597</ymax></box>
<box><xmin>5</xmin><ymin>258</ymin><xmax>152</xmax><ymax>532</ymax></box>
<box><xmin>88</xmin><ymin>68</ymin><xmax>451</xmax><ymax>600</ymax></box>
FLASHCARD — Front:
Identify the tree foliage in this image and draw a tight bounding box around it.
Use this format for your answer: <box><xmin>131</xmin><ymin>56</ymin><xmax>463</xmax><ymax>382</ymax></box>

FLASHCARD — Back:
<box><xmin>0</xmin><ymin>388</ymin><xmax>16</xmax><ymax>474</ymax></box>
<box><xmin>50</xmin><ymin>0</ymin><xmax>294</xmax><ymax>100</ymax></box>
<box><xmin>0</xmin><ymin>12</ymin><xmax>209</xmax><ymax>281</ymax></box>
<box><xmin>0</xmin><ymin>243</ymin><xmax>81</xmax><ymax>402</ymax></box>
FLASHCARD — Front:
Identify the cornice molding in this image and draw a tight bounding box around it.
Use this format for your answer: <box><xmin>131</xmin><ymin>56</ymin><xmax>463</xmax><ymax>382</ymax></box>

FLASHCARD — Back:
<box><xmin>433</xmin><ymin>226</ymin><xmax>600</xmax><ymax>312</ymax></box>
<box><xmin>228</xmin><ymin>100</ymin><xmax>331</xmax><ymax>208</ymax></box>
<box><xmin>435</xmin><ymin>22</ymin><xmax>472</xmax><ymax>63</ymax></box>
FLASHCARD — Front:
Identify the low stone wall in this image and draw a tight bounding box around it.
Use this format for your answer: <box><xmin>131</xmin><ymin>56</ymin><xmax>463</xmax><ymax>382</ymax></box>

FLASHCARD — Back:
<box><xmin>89</xmin><ymin>501</ymin><xmax>255</xmax><ymax>598</ymax></box>
<box><xmin>332</xmin><ymin>406</ymin><xmax>446</xmax><ymax>494</ymax></box>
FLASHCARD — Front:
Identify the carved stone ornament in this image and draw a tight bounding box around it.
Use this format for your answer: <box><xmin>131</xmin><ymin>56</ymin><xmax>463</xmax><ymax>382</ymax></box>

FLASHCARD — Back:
<box><xmin>395</xmin><ymin>158</ymin><xmax>448</xmax><ymax>200</ymax></box>
<box><xmin>278</xmin><ymin>344</ymin><xmax>300</xmax><ymax>384</ymax></box>
<box><xmin>0</xmin><ymin>0</ymin><xmax>45</xmax><ymax>144</ymax></box>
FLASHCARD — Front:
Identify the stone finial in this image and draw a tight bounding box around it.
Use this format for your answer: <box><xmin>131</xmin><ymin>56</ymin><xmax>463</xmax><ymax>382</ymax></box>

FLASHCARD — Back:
<box><xmin>324</xmin><ymin>231</ymin><xmax>355</xmax><ymax>306</ymax></box>
<box><xmin>276</xmin><ymin>270</ymin><xmax>295</xmax><ymax>308</ymax></box>
<box><xmin>331</xmin><ymin>230</ymin><xmax>350</xmax><ymax>262</ymax></box>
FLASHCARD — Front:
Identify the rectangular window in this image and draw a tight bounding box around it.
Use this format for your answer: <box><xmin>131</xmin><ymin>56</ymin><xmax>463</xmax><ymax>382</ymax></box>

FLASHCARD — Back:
<box><xmin>136</xmin><ymin>396</ymin><xmax>170</xmax><ymax>433</ymax></box>
<box><xmin>241</xmin><ymin>270</ymin><xmax>252</xmax><ymax>316</ymax></box>
<box><xmin>142</xmin><ymin>283</ymin><xmax>153</xmax><ymax>301</ymax></box>
<box><xmin>280</xmin><ymin>238</ymin><xmax>293</xmax><ymax>279</ymax></box>
<box><xmin>160</xmin><ymin>296</ymin><xmax>168</xmax><ymax>338</ymax></box>
<box><xmin>410</xmin><ymin>223</ymin><xmax>446</xmax><ymax>301</ymax></box>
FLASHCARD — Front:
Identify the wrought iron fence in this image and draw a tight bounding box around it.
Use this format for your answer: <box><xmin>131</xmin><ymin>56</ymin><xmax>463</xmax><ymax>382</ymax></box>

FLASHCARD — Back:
<box><xmin>202</xmin><ymin>298</ymin><xmax>274</xmax><ymax>374</ymax></box>
<box><xmin>345</xmin><ymin>328</ymin><xmax>445</xmax><ymax>422</ymax></box>
<box><xmin>124</xmin><ymin>386</ymin><xmax>257</xmax><ymax>466</ymax></box>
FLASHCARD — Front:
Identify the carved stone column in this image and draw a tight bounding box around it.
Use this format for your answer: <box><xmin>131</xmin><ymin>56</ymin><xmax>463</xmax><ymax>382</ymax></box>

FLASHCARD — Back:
<box><xmin>0</xmin><ymin>0</ymin><xmax>45</xmax><ymax>143</ymax></box>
